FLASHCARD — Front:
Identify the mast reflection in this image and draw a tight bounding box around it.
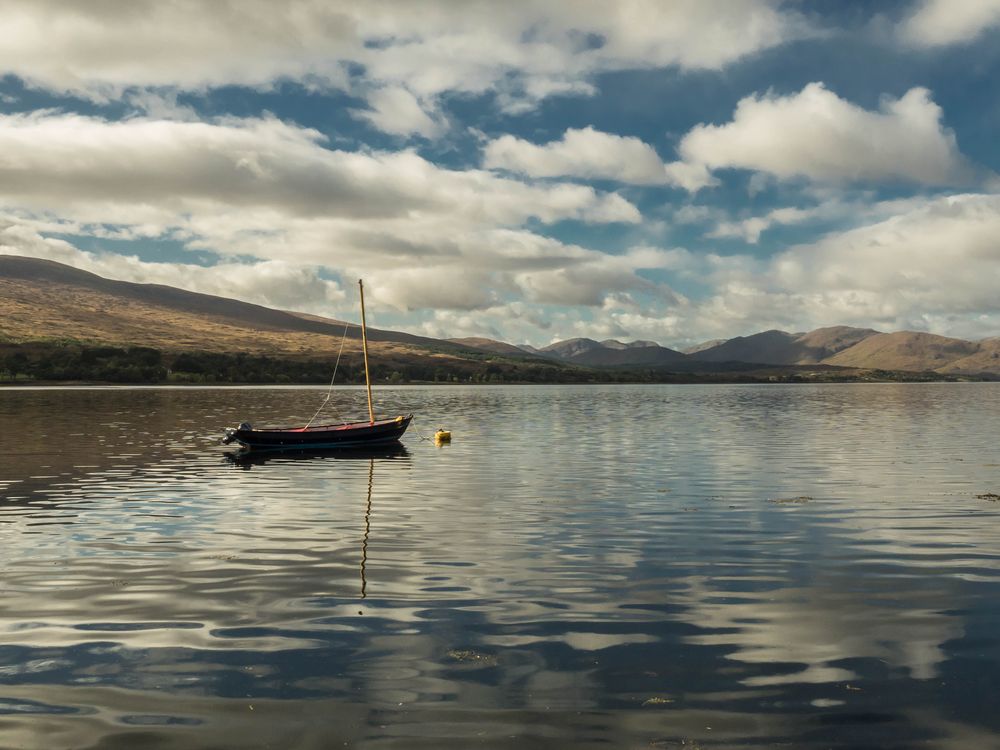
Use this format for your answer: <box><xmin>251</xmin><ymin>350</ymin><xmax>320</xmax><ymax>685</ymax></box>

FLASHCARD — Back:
<box><xmin>361</xmin><ymin>457</ymin><xmax>373</xmax><ymax>599</ymax></box>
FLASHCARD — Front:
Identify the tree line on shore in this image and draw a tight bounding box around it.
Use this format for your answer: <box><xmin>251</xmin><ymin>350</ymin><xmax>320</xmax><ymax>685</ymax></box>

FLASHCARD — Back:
<box><xmin>0</xmin><ymin>340</ymin><xmax>962</xmax><ymax>385</ymax></box>
<box><xmin>0</xmin><ymin>340</ymin><xmax>622</xmax><ymax>384</ymax></box>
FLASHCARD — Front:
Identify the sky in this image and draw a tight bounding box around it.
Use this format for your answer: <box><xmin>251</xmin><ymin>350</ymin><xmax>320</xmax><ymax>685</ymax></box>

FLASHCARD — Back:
<box><xmin>1</xmin><ymin>0</ymin><xmax>1000</xmax><ymax>348</ymax></box>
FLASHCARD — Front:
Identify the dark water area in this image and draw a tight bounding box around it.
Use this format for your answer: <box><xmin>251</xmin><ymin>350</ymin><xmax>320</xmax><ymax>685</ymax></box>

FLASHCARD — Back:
<box><xmin>1</xmin><ymin>383</ymin><xmax>999</xmax><ymax>749</ymax></box>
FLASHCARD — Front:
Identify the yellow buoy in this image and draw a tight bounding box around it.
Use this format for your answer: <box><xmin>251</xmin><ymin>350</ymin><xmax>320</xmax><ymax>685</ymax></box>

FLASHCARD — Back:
<box><xmin>434</xmin><ymin>429</ymin><xmax>452</xmax><ymax>443</ymax></box>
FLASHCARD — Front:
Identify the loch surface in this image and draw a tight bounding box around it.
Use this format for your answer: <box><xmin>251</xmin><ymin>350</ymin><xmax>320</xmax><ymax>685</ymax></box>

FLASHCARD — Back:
<box><xmin>1</xmin><ymin>384</ymin><xmax>999</xmax><ymax>749</ymax></box>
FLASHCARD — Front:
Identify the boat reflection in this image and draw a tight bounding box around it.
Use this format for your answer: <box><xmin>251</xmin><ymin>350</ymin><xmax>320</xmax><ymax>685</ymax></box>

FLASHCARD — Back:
<box><xmin>223</xmin><ymin>443</ymin><xmax>409</xmax><ymax>468</ymax></box>
<box><xmin>222</xmin><ymin>446</ymin><xmax>392</xmax><ymax>599</ymax></box>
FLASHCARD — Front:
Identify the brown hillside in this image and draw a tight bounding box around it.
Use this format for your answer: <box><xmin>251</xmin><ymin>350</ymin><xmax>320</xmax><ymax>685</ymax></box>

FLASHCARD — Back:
<box><xmin>937</xmin><ymin>338</ymin><xmax>1000</xmax><ymax>375</ymax></box>
<box><xmin>794</xmin><ymin>326</ymin><xmax>881</xmax><ymax>362</ymax></box>
<box><xmin>682</xmin><ymin>338</ymin><xmax>726</xmax><ymax>354</ymax></box>
<box><xmin>446</xmin><ymin>337</ymin><xmax>534</xmax><ymax>356</ymax></box>
<box><xmin>823</xmin><ymin>331</ymin><xmax>980</xmax><ymax>371</ymax></box>
<box><xmin>0</xmin><ymin>255</ymin><xmax>463</xmax><ymax>364</ymax></box>
<box><xmin>691</xmin><ymin>326</ymin><xmax>879</xmax><ymax>364</ymax></box>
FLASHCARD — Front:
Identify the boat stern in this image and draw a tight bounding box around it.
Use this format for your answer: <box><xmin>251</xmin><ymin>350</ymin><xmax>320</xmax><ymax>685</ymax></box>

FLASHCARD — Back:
<box><xmin>222</xmin><ymin>422</ymin><xmax>253</xmax><ymax>445</ymax></box>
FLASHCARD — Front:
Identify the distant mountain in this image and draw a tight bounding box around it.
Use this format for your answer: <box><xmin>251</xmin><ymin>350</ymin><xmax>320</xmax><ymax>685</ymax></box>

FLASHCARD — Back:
<box><xmin>794</xmin><ymin>326</ymin><xmax>882</xmax><ymax>362</ymax></box>
<box><xmin>823</xmin><ymin>331</ymin><xmax>980</xmax><ymax>371</ymax></box>
<box><xmin>538</xmin><ymin>338</ymin><xmax>607</xmax><ymax>359</ymax></box>
<box><xmin>567</xmin><ymin>343</ymin><xmax>688</xmax><ymax>367</ymax></box>
<box><xmin>536</xmin><ymin>325</ymin><xmax>1000</xmax><ymax>375</ymax></box>
<box><xmin>600</xmin><ymin>339</ymin><xmax>658</xmax><ymax>350</ymax></box>
<box><xmin>537</xmin><ymin>337</ymin><xmax>687</xmax><ymax>367</ymax></box>
<box><xmin>690</xmin><ymin>326</ymin><xmax>880</xmax><ymax>365</ymax></box>
<box><xmin>683</xmin><ymin>338</ymin><xmax>727</xmax><ymax>354</ymax></box>
<box><xmin>689</xmin><ymin>329</ymin><xmax>799</xmax><ymax>364</ymax></box>
<box><xmin>686</xmin><ymin>326</ymin><xmax>1000</xmax><ymax>374</ymax></box>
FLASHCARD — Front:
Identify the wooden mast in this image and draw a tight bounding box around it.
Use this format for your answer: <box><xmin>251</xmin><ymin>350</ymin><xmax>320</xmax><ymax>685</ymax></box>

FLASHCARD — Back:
<box><xmin>358</xmin><ymin>279</ymin><xmax>375</xmax><ymax>424</ymax></box>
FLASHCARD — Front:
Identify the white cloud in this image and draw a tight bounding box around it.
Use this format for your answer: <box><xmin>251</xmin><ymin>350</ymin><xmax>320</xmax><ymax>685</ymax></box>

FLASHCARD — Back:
<box><xmin>695</xmin><ymin>193</ymin><xmax>1000</xmax><ymax>340</ymax></box>
<box><xmin>485</xmin><ymin>128</ymin><xmax>664</xmax><ymax>184</ymax></box>
<box><xmin>472</xmin><ymin>194</ymin><xmax>1000</xmax><ymax>346</ymax></box>
<box><xmin>367</xmin><ymin>231</ymin><xmax>668</xmax><ymax>311</ymax></box>
<box><xmin>417</xmin><ymin>302</ymin><xmax>558</xmax><ymax>343</ymax></box>
<box><xmin>352</xmin><ymin>86</ymin><xmax>446</xmax><ymax>139</ymax></box>
<box><xmin>706</xmin><ymin>196</ymin><xmax>926</xmax><ymax>244</ymax></box>
<box><xmin>0</xmin><ymin>111</ymin><xmax>656</xmax><ymax>316</ymax></box>
<box><xmin>484</xmin><ymin>127</ymin><xmax>715</xmax><ymax>190</ymax></box>
<box><xmin>125</xmin><ymin>91</ymin><xmax>200</xmax><ymax>122</ymax></box>
<box><xmin>708</xmin><ymin>215</ymin><xmax>775</xmax><ymax>244</ymax></box>
<box><xmin>671</xmin><ymin>204</ymin><xmax>718</xmax><ymax>225</ymax></box>
<box><xmin>515</xmin><ymin>246</ymin><xmax>682</xmax><ymax>306</ymax></box>
<box><xmin>0</xmin><ymin>111</ymin><xmax>638</xmax><ymax>229</ymax></box>
<box><xmin>368</xmin><ymin>267</ymin><xmax>505</xmax><ymax>312</ymax></box>
<box><xmin>679</xmin><ymin>84</ymin><xmax>977</xmax><ymax>187</ymax></box>
<box><xmin>0</xmin><ymin>1</ymin><xmax>810</xmax><ymax>123</ymax></box>
<box><xmin>0</xmin><ymin>1</ymin><xmax>354</xmax><ymax>97</ymax></box>
<box><xmin>663</xmin><ymin>161</ymin><xmax>717</xmax><ymax>193</ymax></box>
<box><xmin>773</xmin><ymin>193</ymin><xmax>1000</xmax><ymax>312</ymax></box>
<box><xmin>899</xmin><ymin>0</ymin><xmax>1000</xmax><ymax>47</ymax></box>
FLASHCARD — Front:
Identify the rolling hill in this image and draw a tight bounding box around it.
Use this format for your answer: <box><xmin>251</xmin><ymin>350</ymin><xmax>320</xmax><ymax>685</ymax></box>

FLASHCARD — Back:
<box><xmin>529</xmin><ymin>326</ymin><xmax>999</xmax><ymax>376</ymax></box>
<box><xmin>533</xmin><ymin>338</ymin><xmax>688</xmax><ymax>366</ymax></box>
<box><xmin>938</xmin><ymin>338</ymin><xmax>1000</xmax><ymax>375</ymax></box>
<box><xmin>446</xmin><ymin>337</ymin><xmax>537</xmax><ymax>356</ymax></box>
<box><xmin>689</xmin><ymin>326</ymin><xmax>880</xmax><ymax>365</ymax></box>
<box><xmin>537</xmin><ymin>338</ymin><xmax>607</xmax><ymax>360</ymax></box>
<box><xmin>0</xmin><ymin>255</ymin><xmax>486</xmax><ymax>357</ymax></box>
<box><xmin>823</xmin><ymin>331</ymin><xmax>981</xmax><ymax>371</ymax></box>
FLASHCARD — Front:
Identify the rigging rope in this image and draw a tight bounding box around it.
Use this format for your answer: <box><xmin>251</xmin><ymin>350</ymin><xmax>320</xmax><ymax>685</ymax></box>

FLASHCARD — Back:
<box><xmin>304</xmin><ymin>321</ymin><xmax>351</xmax><ymax>429</ymax></box>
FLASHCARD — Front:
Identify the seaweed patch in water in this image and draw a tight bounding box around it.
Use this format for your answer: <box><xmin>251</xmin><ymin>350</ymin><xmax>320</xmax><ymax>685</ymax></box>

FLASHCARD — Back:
<box><xmin>641</xmin><ymin>696</ymin><xmax>675</xmax><ymax>707</ymax></box>
<box><xmin>769</xmin><ymin>496</ymin><xmax>813</xmax><ymax>504</ymax></box>
<box><xmin>447</xmin><ymin>649</ymin><xmax>498</xmax><ymax>666</ymax></box>
<box><xmin>977</xmin><ymin>492</ymin><xmax>1000</xmax><ymax>501</ymax></box>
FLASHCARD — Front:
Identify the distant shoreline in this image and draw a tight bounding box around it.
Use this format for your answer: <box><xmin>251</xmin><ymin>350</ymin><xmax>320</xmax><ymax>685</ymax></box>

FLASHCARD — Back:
<box><xmin>1</xmin><ymin>337</ymin><xmax>995</xmax><ymax>388</ymax></box>
<box><xmin>1</xmin><ymin>373</ymin><xmax>990</xmax><ymax>388</ymax></box>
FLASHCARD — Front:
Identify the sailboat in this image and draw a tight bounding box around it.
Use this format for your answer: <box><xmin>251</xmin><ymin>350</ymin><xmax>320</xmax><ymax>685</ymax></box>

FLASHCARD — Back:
<box><xmin>222</xmin><ymin>280</ymin><xmax>413</xmax><ymax>451</ymax></box>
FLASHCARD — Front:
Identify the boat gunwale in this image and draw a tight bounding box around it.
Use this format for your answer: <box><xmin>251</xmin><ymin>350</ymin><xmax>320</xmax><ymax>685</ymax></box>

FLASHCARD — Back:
<box><xmin>245</xmin><ymin>415</ymin><xmax>412</xmax><ymax>435</ymax></box>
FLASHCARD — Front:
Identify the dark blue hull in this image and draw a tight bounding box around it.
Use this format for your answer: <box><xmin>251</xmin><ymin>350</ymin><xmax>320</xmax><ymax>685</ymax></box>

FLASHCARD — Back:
<box><xmin>224</xmin><ymin>415</ymin><xmax>412</xmax><ymax>452</ymax></box>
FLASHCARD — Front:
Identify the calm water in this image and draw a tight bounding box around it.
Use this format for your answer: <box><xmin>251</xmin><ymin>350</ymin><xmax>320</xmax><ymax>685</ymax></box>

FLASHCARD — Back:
<box><xmin>1</xmin><ymin>384</ymin><xmax>999</xmax><ymax>749</ymax></box>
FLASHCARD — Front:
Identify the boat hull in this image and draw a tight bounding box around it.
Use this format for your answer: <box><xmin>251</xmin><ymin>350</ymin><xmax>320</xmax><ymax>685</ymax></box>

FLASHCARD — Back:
<box><xmin>224</xmin><ymin>415</ymin><xmax>412</xmax><ymax>451</ymax></box>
